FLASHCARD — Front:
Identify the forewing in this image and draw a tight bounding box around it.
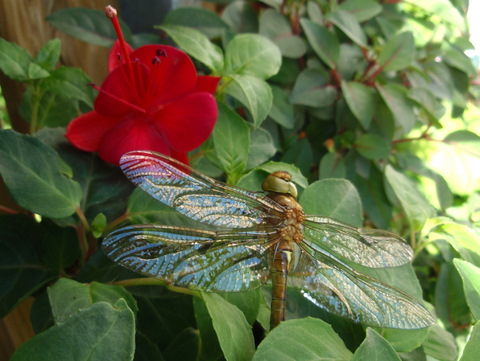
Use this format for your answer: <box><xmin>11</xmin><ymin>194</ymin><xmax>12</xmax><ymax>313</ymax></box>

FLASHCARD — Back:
<box><xmin>289</xmin><ymin>250</ymin><xmax>435</xmax><ymax>329</ymax></box>
<box><xmin>303</xmin><ymin>216</ymin><xmax>413</xmax><ymax>268</ymax></box>
<box><xmin>120</xmin><ymin>151</ymin><xmax>284</xmax><ymax>228</ymax></box>
<box><xmin>102</xmin><ymin>225</ymin><xmax>272</xmax><ymax>292</ymax></box>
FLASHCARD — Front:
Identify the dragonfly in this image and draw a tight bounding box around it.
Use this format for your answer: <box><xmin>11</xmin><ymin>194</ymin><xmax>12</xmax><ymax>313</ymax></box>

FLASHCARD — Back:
<box><xmin>103</xmin><ymin>150</ymin><xmax>435</xmax><ymax>330</ymax></box>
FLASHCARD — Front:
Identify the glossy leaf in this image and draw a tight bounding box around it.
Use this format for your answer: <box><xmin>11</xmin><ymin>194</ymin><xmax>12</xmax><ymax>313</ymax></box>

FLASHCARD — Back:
<box><xmin>354</xmin><ymin>134</ymin><xmax>391</xmax><ymax>160</ymax></box>
<box><xmin>384</xmin><ymin>165</ymin><xmax>434</xmax><ymax>231</ymax></box>
<box><xmin>212</xmin><ymin>102</ymin><xmax>250</xmax><ymax>181</ymax></box>
<box><xmin>259</xmin><ymin>10</ymin><xmax>306</xmax><ymax>58</ymax></box>
<box><xmin>224</xmin><ymin>34</ymin><xmax>281</xmax><ymax>79</ymax></box>
<box><xmin>300</xmin><ymin>178</ymin><xmax>363</xmax><ymax>227</ymax></box>
<box><xmin>377</xmin><ymin>32</ymin><xmax>415</xmax><ymax>72</ymax></box>
<box><xmin>341</xmin><ymin>81</ymin><xmax>376</xmax><ymax>128</ymax></box>
<box><xmin>300</xmin><ymin>18</ymin><xmax>339</xmax><ymax>68</ymax></box>
<box><xmin>159</xmin><ymin>24</ymin><xmax>224</xmax><ymax>72</ymax></box>
<box><xmin>253</xmin><ymin>318</ymin><xmax>353</xmax><ymax>360</ymax></box>
<box><xmin>290</xmin><ymin>69</ymin><xmax>337</xmax><ymax>107</ymax></box>
<box><xmin>0</xmin><ymin>130</ymin><xmax>82</xmax><ymax>218</ymax></box>
<box><xmin>225</xmin><ymin>74</ymin><xmax>273</xmax><ymax>127</ymax></box>
<box><xmin>203</xmin><ymin>293</ymin><xmax>255</xmax><ymax>361</ymax></box>
<box><xmin>351</xmin><ymin>328</ymin><xmax>401</xmax><ymax>361</ymax></box>
<box><xmin>10</xmin><ymin>300</ymin><xmax>135</xmax><ymax>361</ymax></box>
<box><xmin>46</xmin><ymin>7</ymin><xmax>132</xmax><ymax>46</ymax></box>
<box><xmin>376</xmin><ymin>83</ymin><xmax>416</xmax><ymax>133</ymax></box>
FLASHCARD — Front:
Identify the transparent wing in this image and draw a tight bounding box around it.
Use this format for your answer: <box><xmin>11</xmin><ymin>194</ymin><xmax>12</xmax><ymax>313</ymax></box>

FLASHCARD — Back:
<box><xmin>102</xmin><ymin>224</ymin><xmax>274</xmax><ymax>292</ymax></box>
<box><xmin>303</xmin><ymin>216</ymin><xmax>413</xmax><ymax>268</ymax></box>
<box><xmin>289</xmin><ymin>249</ymin><xmax>435</xmax><ymax>329</ymax></box>
<box><xmin>120</xmin><ymin>151</ymin><xmax>284</xmax><ymax>228</ymax></box>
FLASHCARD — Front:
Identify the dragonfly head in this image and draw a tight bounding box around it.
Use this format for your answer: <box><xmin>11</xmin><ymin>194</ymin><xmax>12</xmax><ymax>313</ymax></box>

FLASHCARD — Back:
<box><xmin>262</xmin><ymin>171</ymin><xmax>298</xmax><ymax>198</ymax></box>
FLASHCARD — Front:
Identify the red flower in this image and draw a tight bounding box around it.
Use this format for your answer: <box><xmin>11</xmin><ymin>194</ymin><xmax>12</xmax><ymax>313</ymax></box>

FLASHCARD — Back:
<box><xmin>66</xmin><ymin>6</ymin><xmax>219</xmax><ymax>165</ymax></box>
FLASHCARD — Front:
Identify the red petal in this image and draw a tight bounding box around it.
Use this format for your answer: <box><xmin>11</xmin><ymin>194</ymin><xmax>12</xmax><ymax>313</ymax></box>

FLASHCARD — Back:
<box><xmin>65</xmin><ymin>111</ymin><xmax>119</xmax><ymax>151</ymax></box>
<box><xmin>94</xmin><ymin>63</ymin><xmax>149</xmax><ymax>117</ymax></box>
<box><xmin>154</xmin><ymin>93</ymin><xmax>217</xmax><ymax>152</ymax></box>
<box><xmin>97</xmin><ymin>118</ymin><xmax>171</xmax><ymax>165</ymax></box>
<box><xmin>131</xmin><ymin>45</ymin><xmax>197</xmax><ymax>103</ymax></box>
<box><xmin>108</xmin><ymin>39</ymin><xmax>134</xmax><ymax>72</ymax></box>
<box><xmin>193</xmin><ymin>76</ymin><xmax>220</xmax><ymax>94</ymax></box>
<box><xmin>170</xmin><ymin>149</ymin><xmax>189</xmax><ymax>167</ymax></box>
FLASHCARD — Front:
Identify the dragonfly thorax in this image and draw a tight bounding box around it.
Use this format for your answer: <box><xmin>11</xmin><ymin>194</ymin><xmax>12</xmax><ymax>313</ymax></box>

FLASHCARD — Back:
<box><xmin>267</xmin><ymin>192</ymin><xmax>305</xmax><ymax>244</ymax></box>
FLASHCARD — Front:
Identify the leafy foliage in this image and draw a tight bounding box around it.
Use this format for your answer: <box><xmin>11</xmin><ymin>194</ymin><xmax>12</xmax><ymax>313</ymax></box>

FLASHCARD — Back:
<box><xmin>0</xmin><ymin>1</ymin><xmax>479</xmax><ymax>360</ymax></box>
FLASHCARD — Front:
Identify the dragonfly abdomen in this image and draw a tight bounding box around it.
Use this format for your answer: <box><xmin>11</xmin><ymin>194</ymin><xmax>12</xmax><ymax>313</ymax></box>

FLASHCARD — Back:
<box><xmin>270</xmin><ymin>239</ymin><xmax>294</xmax><ymax>329</ymax></box>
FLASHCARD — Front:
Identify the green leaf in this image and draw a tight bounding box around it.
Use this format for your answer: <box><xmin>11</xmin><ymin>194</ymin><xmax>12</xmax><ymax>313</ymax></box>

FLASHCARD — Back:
<box><xmin>377</xmin><ymin>32</ymin><xmax>415</xmax><ymax>72</ymax></box>
<box><xmin>40</xmin><ymin>225</ymin><xmax>80</xmax><ymax>272</ymax></box>
<box><xmin>341</xmin><ymin>81</ymin><xmax>376</xmax><ymax>128</ymax></box>
<box><xmin>459</xmin><ymin>323</ymin><xmax>480</xmax><ymax>361</ymax></box>
<box><xmin>422</xmin><ymin>130</ymin><xmax>480</xmax><ymax>196</ymax></box>
<box><xmin>354</xmin><ymin>133</ymin><xmax>391</xmax><ymax>160</ymax></box>
<box><xmin>413</xmin><ymin>0</ymin><xmax>466</xmax><ymax>32</ymax></box>
<box><xmin>290</xmin><ymin>69</ymin><xmax>337</xmax><ymax>107</ymax></box>
<box><xmin>300</xmin><ymin>18</ymin><xmax>339</xmax><ymax>68</ymax></box>
<box><xmin>225</xmin><ymin>74</ymin><xmax>273</xmax><ymax>127</ymax></box>
<box><xmin>422</xmin><ymin>324</ymin><xmax>458</xmax><ymax>361</ymax></box>
<box><xmin>0</xmin><ymin>38</ymin><xmax>36</xmax><ymax>81</ymax></box>
<box><xmin>247</xmin><ymin>128</ymin><xmax>276</xmax><ymax>169</ymax></box>
<box><xmin>453</xmin><ymin>259</ymin><xmax>480</xmax><ymax>320</ymax></box>
<box><xmin>300</xmin><ymin>179</ymin><xmax>363</xmax><ymax>226</ymax></box>
<box><xmin>135</xmin><ymin>294</ymin><xmax>196</xmax><ymax>352</ymax></box>
<box><xmin>194</xmin><ymin>296</ymin><xmax>223</xmax><ymax>361</ymax></box>
<box><xmin>376</xmin><ymin>83</ymin><xmax>416</xmax><ymax>133</ymax></box>
<box><xmin>384</xmin><ymin>165</ymin><xmax>434</xmax><ymax>231</ymax></box>
<box><xmin>319</xmin><ymin>153</ymin><xmax>346</xmax><ymax>179</ymax></box>
<box><xmin>258</xmin><ymin>162</ymin><xmax>308</xmax><ymax>189</ymax></box>
<box><xmin>269</xmin><ymin>85</ymin><xmax>295</xmax><ymax>129</ymax></box>
<box><xmin>34</xmin><ymin>128</ymin><xmax>132</xmax><ymax>224</ymax></box>
<box><xmin>212</xmin><ymin>102</ymin><xmax>250</xmax><ymax>182</ymax></box>
<box><xmin>0</xmin><ymin>130</ymin><xmax>82</xmax><ymax>218</ymax></box>
<box><xmin>327</xmin><ymin>10</ymin><xmax>367</xmax><ymax>48</ymax></box>
<box><xmin>36</xmin><ymin>39</ymin><xmax>61</xmax><ymax>71</ymax></box>
<box><xmin>163</xmin><ymin>6</ymin><xmax>229</xmax><ymax>39</ymax></box>
<box><xmin>10</xmin><ymin>300</ymin><xmax>135</xmax><ymax>361</ymax></box>
<box><xmin>408</xmin><ymin>88</ymin><xmax>445</xmax><ymax>124</ymax></box>
<box><xmin>202</xmin><ymin>293</ymin><xmax>255</xmax><ymax>361</ymax></box>
<box><xmin>224</xmin><ymin>34</ymin><xmax>282</xmax><ymax>79</ymax></box>
<box><xmin>443</xmin><ymin>43</ymin><xmax>477</xmax><ymax>76</ymax></box>
<box><xmin>352</xmin><ymin>328</ymin><xmax>401</xmax><ymax>361</ymax></box>
<box><xmin>253</xmin><ymin>318</ymin><xmax>352</xmax><ymax>360</ymax></box>
<box><xmin>221</xmin><ymin>1</ymin><xmax>259</xmax><ymax>33</ymax></box>
<box><xmin>259</xmin><ymin>10</ymin><xmax>306</xmax><ymax>59</ymax></box>
<box><xmin>0</xmin><ymin>215</ymin><xmax>57</xmax><ymax>318</ymax></box>
<box><xmin>159</xmin><ymin>24</ymin><xmax>224</xmax><ymax>72</ymax></box>
<box><xmin>27</xmin><ymin>63</ymin><xmax>51</xmax><ymax>80</ymax></box>
<box><xmin>46</xmin><ymin>7</ymin><xmax>131</xmax><ymax>47</ymax></box>
<box><xmin>48</xmin><ymin>279</ymin><xmax>137</xmax><ymax>324</ymax></box>
<box><xmin>337</xmin><ymin>0</ymin><xmax>382</xmax><ymax>22</ymax></box>
<box><xmin>19</xmin><ymin>88</ymin><xmax>79</xmax><ymax>128</ymax></box>
<box><xmin>43</xmin><ymin>67</ymin><xmax>96</xmax><ymax>107</ymax></box>
<box><xmin>221</xmin><ymin>289</ymin><xmax>262</xmax><ymax>325</ymax></box>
